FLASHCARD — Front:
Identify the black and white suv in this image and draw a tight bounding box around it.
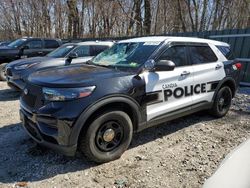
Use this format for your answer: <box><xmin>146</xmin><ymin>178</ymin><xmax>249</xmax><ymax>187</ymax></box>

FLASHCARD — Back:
<box><xmin>20</xmin><ymin>37</ymin><xmax>241</xmax><ymax>163</ymax></box>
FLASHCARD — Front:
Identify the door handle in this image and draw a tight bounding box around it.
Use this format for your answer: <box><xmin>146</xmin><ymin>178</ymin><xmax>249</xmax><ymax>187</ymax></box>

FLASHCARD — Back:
<box><xmin>181</xmin><ymin>71</ymin><xmax>190</xmax><ymax>76</ymax></box>
<box><xmin>215</xmin><ymin>64</ymin><xmax>222</xmax><ymax>70</ymax></box>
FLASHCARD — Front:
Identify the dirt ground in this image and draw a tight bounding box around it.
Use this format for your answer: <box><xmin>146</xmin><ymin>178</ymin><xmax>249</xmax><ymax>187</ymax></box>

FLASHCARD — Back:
<box><xmin>0</xmin><ymin>81</ymin><xmax>249</xmax><ymax>188</ymax></box>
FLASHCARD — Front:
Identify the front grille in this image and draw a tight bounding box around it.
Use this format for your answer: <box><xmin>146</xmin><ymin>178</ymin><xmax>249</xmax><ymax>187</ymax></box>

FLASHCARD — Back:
<box><xmin>22</xmin><ymin>93</ymin><xmax>37</xmax><ymax>108</ymax></box>
<box><xmin>21</xmin><ymin>83</ymin><xmax>44</xmax><ymax>109</ymax></box>
<box><xmin>6</xmin><ymin>68</ymin><xmax>12</xmax><ymax>76</ymax></box>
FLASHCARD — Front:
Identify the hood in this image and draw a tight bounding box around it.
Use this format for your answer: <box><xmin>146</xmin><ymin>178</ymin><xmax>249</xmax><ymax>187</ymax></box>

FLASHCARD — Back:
<box><xmin>7</xmin><ymin>57</ymin><xmax>55</xmax><ymax>67</ymax></box>
<box><xmin>0</xmin><ymin>45</ymin><xmax>15</xmax><ymax>50</ymax></box>
<box><xmin>28</xmin><ymin>64</ymin><xmax>133</xmax><ymax>87</ymax></box>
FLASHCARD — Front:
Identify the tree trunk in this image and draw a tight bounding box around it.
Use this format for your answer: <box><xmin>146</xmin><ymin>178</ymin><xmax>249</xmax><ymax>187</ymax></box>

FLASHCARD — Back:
<box><xmin>67</xmin><ymin>0</ymin><xmax>79</xmax><ymax>38</ymax></box>
<box><xmin>134</xmin><ymin>0</ymin><xmax>142</xmax><ymax>36</ymax></box>
<box><xmin>144</xmin><ymin>0</ymin><xmax>151</xmax><ymax>35</ymax></box>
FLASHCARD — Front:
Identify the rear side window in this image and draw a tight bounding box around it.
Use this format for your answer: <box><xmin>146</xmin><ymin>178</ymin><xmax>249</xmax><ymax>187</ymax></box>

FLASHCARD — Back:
<box><xmin>90</xmin><ymin>45</ymin><xmax>109</xmax><ymax>56</ymax></box>
<box><xmin>216</xmin><ymin>45</ymin><xmax>235</xmax><ymax>60</ymax></box>
<box><xmin>26</xmin><ymin>40</ymin><xmax>43</xmax><ymax>49</ymax></box>
<box><xmin>44</xmin><ymin>40</ymin><xmax>60</xmax><ymax>48</ymax></box>
<box><xmin>158</xmin><ymin>45</ymin><xmax>188</xmax><ymax>67</ymax></box>
<box><xmin>188</xmin><ymin>46</ymin><xmax>218</xmax><ymax>64</ymax></box>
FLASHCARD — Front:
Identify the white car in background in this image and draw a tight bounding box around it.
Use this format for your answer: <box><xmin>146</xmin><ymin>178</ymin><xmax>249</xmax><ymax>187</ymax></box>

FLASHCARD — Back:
<box><xmin>203</xmin><ymin>138</ymin><xmax>250</xmax><ymax>188</ymax></box>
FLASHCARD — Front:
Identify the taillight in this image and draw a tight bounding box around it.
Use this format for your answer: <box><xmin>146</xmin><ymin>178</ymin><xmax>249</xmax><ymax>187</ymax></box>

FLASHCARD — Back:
<box><xmin>235</xmin><ymin>62</ymin><xmax>242</xmax><ymax>70</ymax></box>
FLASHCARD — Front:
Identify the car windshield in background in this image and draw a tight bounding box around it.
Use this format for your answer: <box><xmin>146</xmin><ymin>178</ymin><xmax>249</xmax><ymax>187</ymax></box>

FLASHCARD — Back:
<box><xmin>7</xmin><ymin>38</ymin><xmax>27</xmax><ymax>48</ymax></box>
<box><xmin>47</xmin><ymin>44</ymin><xmax>76</xmax><ymax>58</ymax></box>
<box><xmin>92</xmin><ymin>42</ymin><xmax>160</xmax><ymax>68</ymax></box>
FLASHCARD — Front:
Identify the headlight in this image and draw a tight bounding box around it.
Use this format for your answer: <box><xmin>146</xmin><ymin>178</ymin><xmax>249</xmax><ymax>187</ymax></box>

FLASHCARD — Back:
<box><xmin>42</xmin><ymin>86</ymin><xmax>96</xmax><ymax>101</ymax></box>
<box><xmin>14</xmin><ymin>62</ymin><xmax>39</xmax><ymax>70</ymax></box>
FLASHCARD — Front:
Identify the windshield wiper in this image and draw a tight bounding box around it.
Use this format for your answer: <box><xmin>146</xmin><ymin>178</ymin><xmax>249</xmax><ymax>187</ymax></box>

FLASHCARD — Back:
<box><xmin>86</xmin><ymin>60</ymin><xmax>115</xmax><ymax>69</ymax></box>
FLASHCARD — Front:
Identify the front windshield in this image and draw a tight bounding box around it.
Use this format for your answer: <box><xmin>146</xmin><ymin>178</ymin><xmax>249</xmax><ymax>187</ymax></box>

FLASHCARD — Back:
<box><xmin>92</xmin><ymin>42</ymin><xmax>160</xmax><ymax>68</ymax></box>
<box><xmin>8</xmin><ymin>38</ymin><xmax>27</xmax><ymax>48</ymax></box>
<box><xmin>47</xmin><ymin>44</ymin><xmax>76</xmax><ymax>58</ymax></box>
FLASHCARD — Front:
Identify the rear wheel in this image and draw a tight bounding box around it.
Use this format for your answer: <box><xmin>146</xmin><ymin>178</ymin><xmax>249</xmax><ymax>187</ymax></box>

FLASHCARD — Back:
<box><xmin>210</xmin><ymin>86</ymin><xmax>232</xmax><ymax>117</ymax></box>
<box><xmin>79</xmin><ymin>110</ymin><xmax>133</xmax><ymax>163</ymax></box>
<box><xmin>0</xmin><ymin>63</ymin><xmax>7</xmax><ymax>81</ymax></box>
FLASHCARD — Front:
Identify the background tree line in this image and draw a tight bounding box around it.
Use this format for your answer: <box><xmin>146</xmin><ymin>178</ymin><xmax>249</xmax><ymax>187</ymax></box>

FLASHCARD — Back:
<box><xmin>0</xmin><ymin>0</ymin><xmax>249</xmax><ymax>40</ymax></box>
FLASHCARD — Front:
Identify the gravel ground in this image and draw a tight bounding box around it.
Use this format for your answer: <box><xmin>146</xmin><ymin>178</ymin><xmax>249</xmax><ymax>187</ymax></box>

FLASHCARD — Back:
<box><xmin>0</xmin><ymin>82</ymin><xmax>249</xmax><ymax>188</ymax></box>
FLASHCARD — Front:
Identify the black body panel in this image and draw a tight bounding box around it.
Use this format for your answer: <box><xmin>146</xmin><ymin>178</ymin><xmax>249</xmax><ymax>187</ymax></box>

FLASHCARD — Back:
<box><xmin>20</xmin><ymin>64</ymin><xmax>146</xmax><ymax>155</ymax></box>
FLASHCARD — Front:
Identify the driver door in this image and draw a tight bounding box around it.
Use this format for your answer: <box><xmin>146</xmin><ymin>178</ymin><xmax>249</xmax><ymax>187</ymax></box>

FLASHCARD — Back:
<box><xmin>144</xmin><ymin>45</ymin><xmax>194</xmax><ymax>121</ymax></box>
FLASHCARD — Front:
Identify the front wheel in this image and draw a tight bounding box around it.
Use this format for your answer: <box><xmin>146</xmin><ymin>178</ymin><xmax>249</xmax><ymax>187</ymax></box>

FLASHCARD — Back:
<box><xmin>0</xmin><ymin>63</ymin><xmax>7</xmax><ymax>81</ymax></box>
<box><xmin>210</xmin><ymin>86</ymin><xmax>232</xmax><ymax>118</ymax></box>
<box><xmin>79</xmin><ymin>110</ymin><xmax>133</xmax><ymax>163</ymax></box>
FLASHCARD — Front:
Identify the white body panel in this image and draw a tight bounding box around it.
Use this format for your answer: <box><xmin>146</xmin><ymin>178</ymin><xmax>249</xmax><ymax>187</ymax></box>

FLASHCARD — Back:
<box><xmin>123</xmin><ymin>36</ymin><xmax>229</xmax><ymax>122</ymax></box>
<box><xmin>143</xmin><ymin>66</ymin><xmax>193</xmax><ymax>121</ymax></box>
<box><xmin>203</xmin><ymin>139</ymin><xmax>250</xmax><ymax>188</ymax></box>
<box><xmin>192</xmin><ymin>44</ymin><xmax>226</xmax><ymax>104</ymax></box>
<box><xmin>120</xmin><ymin>36</ymin><xmax>229</xmax><ymax>47</ymax></box>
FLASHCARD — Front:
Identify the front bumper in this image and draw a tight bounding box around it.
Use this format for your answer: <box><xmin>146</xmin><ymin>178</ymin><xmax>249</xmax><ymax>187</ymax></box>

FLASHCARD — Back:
<box><xmin>20</xmin><ymin>106</ymin><xmax>77</xmax><ymax>156</ymax></box>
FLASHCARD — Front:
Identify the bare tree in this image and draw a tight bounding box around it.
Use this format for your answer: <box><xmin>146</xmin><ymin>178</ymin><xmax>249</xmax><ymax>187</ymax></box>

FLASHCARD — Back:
<box><xmin>0</xmin><ymin>0</ymin><xmax>249</xmax><ymax>40</ymax></box>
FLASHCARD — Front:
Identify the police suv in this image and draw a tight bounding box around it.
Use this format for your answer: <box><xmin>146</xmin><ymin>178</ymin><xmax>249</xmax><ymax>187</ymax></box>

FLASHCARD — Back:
<box><xmin>20</xmin><ymin>37</ymin><xmax>241</xmax><ymax>163</ymax></box>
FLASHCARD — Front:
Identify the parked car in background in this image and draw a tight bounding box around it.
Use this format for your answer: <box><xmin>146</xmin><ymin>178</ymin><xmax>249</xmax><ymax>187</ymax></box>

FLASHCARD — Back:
<box><xmin>0</xmin><ymin>37</ymin><xmax>62</xmax><ymax>80</ymax></box>
<box><xmin>6</xmin><ymin>41</ymin><xmax>114</xmax><ymax>90</ymax></box>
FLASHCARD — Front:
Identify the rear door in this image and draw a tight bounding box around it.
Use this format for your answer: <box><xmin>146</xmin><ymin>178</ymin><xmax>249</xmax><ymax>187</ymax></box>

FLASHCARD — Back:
<box><xmin>144</xmin><ymin>44</ymin><xmax>194</xmax><ymax>121</ymax></box>
<box><xmin>187</xmin><ymin>43</ymin><xmax>226</xmax><ymax>105</ymax></box>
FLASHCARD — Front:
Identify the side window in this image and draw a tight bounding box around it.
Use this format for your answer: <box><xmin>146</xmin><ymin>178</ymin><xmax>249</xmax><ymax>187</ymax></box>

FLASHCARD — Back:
<box><xmin>90</xmin><ymin>45</ymin><xmax>109</xmax><ymax>56</ymax></box>
<box><xmin>73</xmin><ymin>46</ymin><xmax>90</xmax><ymax>57</ymax></box>
<box><xmin>216</xmin><ymin>45</ymin><xmax>235</xmax><ymax>60</ymax></box>
<box><xmin>44</xmin><ymin>40</ymin><xmax>60</xmax><ymax>48</ymax></box>
<box><xmin>158</xmin><ymin>45</ymin><xmax>187</xmax><ymax>67</ymax></box>
<box><xmin>26</xmin><ymin>40</ymin><xmax>42</xmax><ymax>49</ymax></box>
<box><xmin>188</xmin><ymin>45</ymin><xmax>218</xmax><ymax>64</ymax></box>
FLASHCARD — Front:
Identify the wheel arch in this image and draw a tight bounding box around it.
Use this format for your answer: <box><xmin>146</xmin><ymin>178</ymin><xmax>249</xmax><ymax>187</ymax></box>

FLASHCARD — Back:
<box><xmin>69</xmin><ymin>95</ymin><xmax>143</xmax><ymax>146</ymax></box>
<box><xmin>213</xmin><ymin>77</ymin><xmax>237</xmax><ymax>101</ymax></box>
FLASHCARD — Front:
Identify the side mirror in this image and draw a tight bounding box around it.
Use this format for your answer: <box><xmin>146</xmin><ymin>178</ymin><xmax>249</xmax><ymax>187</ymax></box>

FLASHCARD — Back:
<box><xmin>68</xmin><ymin>52</ymin><xmax>78</xmax><ymax>60</ymax></box>
<box><xmin>65</xmin><ymin>52</ymin><xmax>78</xmax><ymax>65</ymax></box>
<box><xmin>155</xmin><ymin>60</ymin><xmax>175</xmax><ymax>71</ymax></box>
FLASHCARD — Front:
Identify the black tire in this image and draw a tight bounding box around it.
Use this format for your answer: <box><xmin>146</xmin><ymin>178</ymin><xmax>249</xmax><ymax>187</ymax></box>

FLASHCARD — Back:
<box><xmin>79</xmin><ymin>110</ymin><xmax>133</xmax><ymax>163</ymax></box>
<box><xmin>210</xmin><ymin>86</ymin><xmax>232</xmax><ymax>118</ymax></box>
<box><xmin>0</xmin><ymin>63</ymin><xmax>7</xmax><ymax>81</ymax></box>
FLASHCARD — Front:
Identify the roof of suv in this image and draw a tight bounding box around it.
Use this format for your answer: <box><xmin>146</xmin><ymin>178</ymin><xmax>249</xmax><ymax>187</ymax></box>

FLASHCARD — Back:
<box><xmin>120</xmin><ymin>36</ymin><xmax>229</xmax><ymax>46</ymax></box>
<box><xmin>21</xmin><ymin>37</ymin><xmax>61</xmax><ymax>41</ymax></box>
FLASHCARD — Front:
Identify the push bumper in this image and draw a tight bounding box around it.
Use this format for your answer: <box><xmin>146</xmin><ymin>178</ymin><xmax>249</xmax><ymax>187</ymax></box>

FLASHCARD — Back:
<box><xmin>20</xmin><ymin>107</ymin><xmax>77</xmax><ymax>156</ymax></box>
<box><xmin>6</xmin><ymin>68</ymin><xmax>25</xmax><ymax>90</ymax></box>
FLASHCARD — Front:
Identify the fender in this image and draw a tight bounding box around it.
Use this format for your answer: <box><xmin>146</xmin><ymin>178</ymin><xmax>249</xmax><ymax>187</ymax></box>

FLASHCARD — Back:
<box><xmin>69</xmin><ymin>94</ymin><xmax>143</xmax><ymax>145</ymax></box>
<box><xmin>212</xmin><ymin>77</ymin><xmax>237</xmax><ymax>102</ymax></box>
